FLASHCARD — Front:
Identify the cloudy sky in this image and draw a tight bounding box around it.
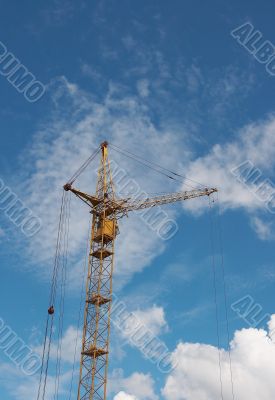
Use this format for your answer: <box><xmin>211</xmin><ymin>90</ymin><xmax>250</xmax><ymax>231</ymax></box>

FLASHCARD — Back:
<box><xmin>0</xmin><ymin>0</ymin><xmax>275</xmax><ymax>399</ymax></box>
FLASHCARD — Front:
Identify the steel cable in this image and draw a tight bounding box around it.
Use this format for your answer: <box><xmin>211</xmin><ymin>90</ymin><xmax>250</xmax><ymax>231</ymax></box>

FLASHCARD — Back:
<box><xmin>43</xmin><ymin>194</ymin><xmax>68</xmax><ymax>400</ymax></box>
<box><xmin>68</xmin><ymin>219</ymin><xmax>92</xmax><ymax>400</ymax></box>
<box><xmin>37</xmin><ymin>190</ymin><xmax>69</xmax><ymax>400</ymax></box>
<box><xmin>109</xmin><ymin>142</ymin><xmax>208</xmax><ymax>188</ymax></box>
<box><xmin>67</xmin><ymin>147</ymin><xmax>100</xmax><ymax>185</ymax></box>
<box><xmin>54</xmin><ymin>192</ymin><xmax>71</xmax><ymax>399</ymax></box>
<box><xmin>208</xmin><ymin>195</ymin><xmax>224</xmax><ymax>400</ymax></box>
<box><xmin>216</xmin><ymin>193</ymin><xmax>236</xmax><ymax>400</ymax></box>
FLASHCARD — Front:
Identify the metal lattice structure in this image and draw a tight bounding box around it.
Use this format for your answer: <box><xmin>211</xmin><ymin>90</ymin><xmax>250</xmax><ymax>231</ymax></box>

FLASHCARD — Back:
<box><xmin>64</xmin><ymin>141</ymin><xmax>217</xmax><ymax>400</ymax></box>
<box><xmin>76</xmin><ymin>142</ymin><xmax>116</xmax><ymax>400</ymax></box>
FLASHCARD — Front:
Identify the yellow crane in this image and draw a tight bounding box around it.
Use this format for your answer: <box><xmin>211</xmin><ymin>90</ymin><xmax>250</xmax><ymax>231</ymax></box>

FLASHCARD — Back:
<box><xmin>64</xmin><ymin>141</ymin><xmax>217</xmax><ymax>400</ymax></box>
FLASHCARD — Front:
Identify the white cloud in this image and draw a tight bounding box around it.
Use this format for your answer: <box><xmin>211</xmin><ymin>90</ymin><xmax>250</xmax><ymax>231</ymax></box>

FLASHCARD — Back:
<box><xmin>0</xmin><ymin>226</ymin><xmax>5</xmax><ymax>237</ymax></box>
<box><xmin>81</xmin><ymin>63</ymin><xmax>102</xmax><ymax>81</ymax></box>
<box><xmin>183</xmin><ymin>115</ymin><xmax>275</xmax><ymax>239</ymax></box>
<box><xmin>114</xmin><ymin>305</ymin><xmax>168</xmax><ymax>354</ymax></box>
<box><xmin>185</xmin><ymin>65</ymin><xmax>203</xmax><ymax>94</ymax></box>
<box><xmin>162</xmin><ymin>314</ymin><xmax>275</xmax><ymax>400</ymax></box>
<box><xmin>137</xmin><ymin>79</ymin><xmax>150</xmax><ymax>97</ymax></box>
<box><xmin>110</xmin><ymin>369</ymin><xmax>158</xmax><ymax>400</ymax></box>
<box><xmin>111</xmin><ymin>304</ymin><xmax>168</xmax><ymax>370</ymax></box>
<box><xmin>114</xmin><ymin>392</ymin><xmax>137</xmax><ymax>400</ymax></box>
<box><xmin>268</xmin><ymin>314</ymin><xmax>275</xmax><ymax>338</ymax></box>
<box><xmin>251</xmin><ymin>216</ymin><xmax>275</xmax><ymax>241</ymax></box>
<box><xmin>132</xmin><ymin>305</ymin><xmax>168</xmax><ymax>336</ymax></box>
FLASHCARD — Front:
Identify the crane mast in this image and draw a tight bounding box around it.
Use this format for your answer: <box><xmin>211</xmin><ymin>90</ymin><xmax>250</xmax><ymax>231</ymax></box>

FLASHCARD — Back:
<box><xmin>64</xmin><ymin>141</ymin><xmax>217</xmax><ymax>400</ymax></box>
<box><xmin>77</xmin><ymin>142</ymin><xmax>116</xmax><ymax>400</ymax></box>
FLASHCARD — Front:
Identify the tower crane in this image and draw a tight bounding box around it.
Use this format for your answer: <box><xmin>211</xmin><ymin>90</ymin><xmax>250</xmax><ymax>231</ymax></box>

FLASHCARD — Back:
<box><xmin>63</xmin><ymin>141</ymin><xmax>217</xmax><ymax>400</ymax></box>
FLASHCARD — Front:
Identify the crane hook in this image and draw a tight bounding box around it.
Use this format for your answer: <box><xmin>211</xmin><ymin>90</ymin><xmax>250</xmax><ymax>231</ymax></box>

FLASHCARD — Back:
<box><xmin>48</xmin><ymin>306</ymin><xmax>54</xmax><ymax>315</ymax></box>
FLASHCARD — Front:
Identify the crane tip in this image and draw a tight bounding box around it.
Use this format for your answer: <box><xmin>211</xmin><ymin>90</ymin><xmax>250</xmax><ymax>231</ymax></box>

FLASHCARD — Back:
<box><xmin>101</xmin><ymin>141</ymin><xmax>108</xmax><ymax>149</ymax></box>
<box><xmin>64</xmin><ymin>183</ymin><xmax>72</xmax><ymax>191</ymax></box>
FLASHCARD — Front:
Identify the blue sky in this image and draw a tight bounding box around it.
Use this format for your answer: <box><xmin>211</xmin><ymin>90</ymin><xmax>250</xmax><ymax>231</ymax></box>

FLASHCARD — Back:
<box><xmin>1</xmin><ymin>1</ymin><xmax>275</xmax><ymax>399</ymax></box>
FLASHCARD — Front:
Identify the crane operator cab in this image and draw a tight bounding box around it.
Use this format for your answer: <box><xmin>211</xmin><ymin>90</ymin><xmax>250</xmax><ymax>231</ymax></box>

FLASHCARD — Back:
<box><xmin>94</xmin><ymin>218</ymin><xmax>118</xmax><ymax>243</ymax></box>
